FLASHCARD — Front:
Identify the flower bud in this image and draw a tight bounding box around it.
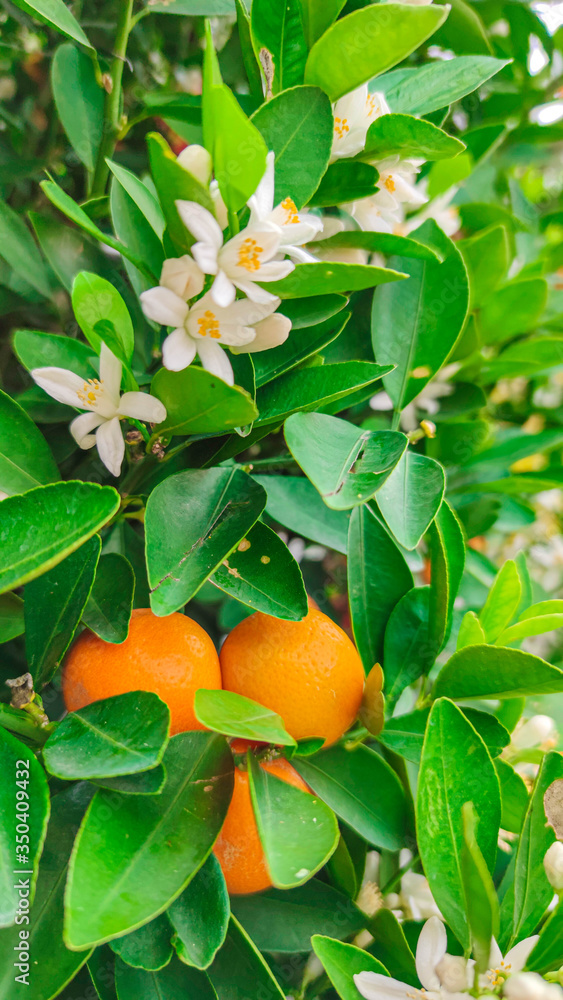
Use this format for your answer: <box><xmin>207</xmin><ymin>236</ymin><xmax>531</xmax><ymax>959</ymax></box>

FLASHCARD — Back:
<box><xmin>176</xmin><ymin>144</ymin><xmax>212</xmax><ymax>186</ymax></box>
<box><xmin>160</xmin><ymin>256</ymin><xmax>204</xmax><ymax>300</ymax></box>
<box><xmin>512</xmin><ymin>715</ymin><xmax>557</xmax><ymax>750</ymax></box>
<box><xmin>435</xmin><ymin>954</ymin><xmax>469</xmax><ymax>992</ymax></box>
<box><xmin>504</xmin><ymin>972</ymin><xmax>563</xmax><ymax>999</ymax></box>
<box><xmin>544</xmin><ymin>841</ymin><xmax>563</xmax><ymax>892</ymax></box>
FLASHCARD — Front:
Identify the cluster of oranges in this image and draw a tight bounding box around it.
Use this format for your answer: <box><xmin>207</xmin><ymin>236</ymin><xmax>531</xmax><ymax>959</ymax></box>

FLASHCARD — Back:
<box><xmin>63</xmin><ymin>603</ymin><xmax>366</xmax><ymax>894</ymax></box>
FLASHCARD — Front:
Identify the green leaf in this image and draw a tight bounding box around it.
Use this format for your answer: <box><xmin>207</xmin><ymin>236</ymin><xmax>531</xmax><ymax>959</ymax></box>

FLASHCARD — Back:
<box><xmin>208</xmin><ymin>916</ymin><xmax>284</xmax><ymax>999</ymax></box>
<box><xmin>72</xmin><ymin>272</ymin><xmax>134</xmax><ymax>364</ymax></box>
<box><xmin>252</xmin><ymin>86</ymin><xmax>333</xmax><ymax>208</ymax></box>
<box><xmin>65</xmin><ymin>732</ymin><xmax>234</xmax><ymax>949</ymax></box>
<box><xmin>379</xmin><ymin>707</ymin><xmax>510</xmax><ymax>765</ymax></box>
<box><xmin>94</xmin><ymin>766</ymin><xmax>167</xmax><ymax>796</ymax></box>
<box><xmin>231</xmin><ymin>882</ymin><xmax>366</xmax><ymax>953</ymax></box>
<box><xmin>361</xmin><ymin>113</ymin><xmax>465</xmax><ymax>162</ymax></box>
<box><xmin>253</xmin><ymin>311</ymin><xmax>350</xmax><ymax>388</ymax></box>
<box><xmin>110</xmin><ymin>179</ymin><xmax>166</xmax><ymax>296</ymax></box>
<box><xmin>147</xmin><ymin>0</ymin><xmax>234</xmax><ymax>10</ymax></box>
<box><xmin>497</xmin><ymin>614</ymin><xmax>563</xmax><ymax>645</ymax></box>
<box><xmin>377</xmin><ymin>56</ymin><xmax>510</xmax><ymax>116</ymax></box>
<box><xmin>14</xmin><ymin>328</ymin><xmax>97</xmax><ymax>380</ymax></box>
<box><xmin>0</xmin><ymin>727</ymin><xmax>50</xmax><ymax>927</ymax></box>
<box><xmin>461</xmin><ymin>802</ymin><xmax>500</xmax><ymax>973</ymax></box>
<box><xmin>145</xmin><ymin>469</ymin><xmax>266</xmax><ymax>616</ymax></box>
<box><xmin>110</xmin><ymin>915</ymin><xmax>173</xmax><ymax>972</ymax></box>
<box><xmin>30</xmin><ymin>212</ymin><xmax>117</xmax><ymax>293</ymax></box>
<box><xmin>115</xmin><ymin>956</ymin><xmax>216</xmax><ymax>1000</ymax></box>
<box><xmin>0</xmin><ymin>481</ymin><xmax>120</xmax><ymax>596</ymax></box>
<box><xmin>51</xmin><ymin>44</ymin><xmax>104</xmax><ymax>171</ymax></box>
<box><xmin>376</xmin><ymin>451</ymin><xmax>445</xmax><ymax>550</ymax></box>
<box><xmin>313</xmin><ymin>230</ymin><xmax>442</xmax><ymax>262</ymax></box>
<box><xmin>417</xmin><ymin>698</ymin><xmax>501</xmax><ymax>949</ymax></box>
<box><xmin>254</xmin><ymin>474</ymin><xmax>350</xmax><ymax>554</ymax></box>
<box><xmin>87</xmin><ymin>945</ymin><xmax>118</xmax><ymax>1000</ymax></box>
<box><xmin>281</xmin><ymin>294</ymin><xmax>349</xmax><ymax>329</ymax></box>
<box><xmin>11</xmin><ymin>0</ymin><xmax>91</xmax><ymax>47</ymax></box>
<box><xmin>433</xmin><ymin>645</ymin><xmax>563</xmax><ymax>701</ymax></box>
<box><xmin>106</xmin><ymin>160</ymin><xmax>166</xmax><ymax>239</ymax></box>
<box><xmin>427</xmin><ymin>500</ymin><xmax>465</xmax><ymax>655</ymax></box>
<box><xmin>25</xmin><ymin>534</ymin><xmax>101</xmax><ymax>687</ymax></box>
<box><xmin>264</xmin><ymin>260</ymin><xmax>406</xmax><ymax>297</ymax></box>
<box><xmin>0</xmin><ymin>388</ymin><xmax>59</xmax><ymax>496</ymax></box>
<box><xmin>293</xmin><ymin>744</ymin><xmax>407</xmax><ymax>850</ymax></box>
<box><xmin>285</xmin><ymin>412</ymin><xmax>407</xmax><ymax>511</ymax></box>
<box><xmin>258</xmin><ymin>361</ymin><xmax>392</xmax><ymax>426</ymax></box>
<box><xmin>312</xmin><ymin>936</ymin><xmax>389</xmax><ymax>1000</ymax></box>
<box><xmin>82</xmin><ymin>552</ymin><xmax>135</xmax><ymax>644</ymax></box>
<box><xmin>458</xmin><ymin>225</ymin><xmax>510</xmax><ymax>309</ymax></box>
<box><xmin>195</xmin><ymin>690</ymin><xmax>296</xmax><ymax>746</ymax></box>
<box><xmin>495</xmin><ymin>758</ymin><xmax>529</xmax><ymax>835</ymax></box>
<box><xmin>371</xmin><ymin>220</ymin><xmax>469</xmax><ymax>413</ymax></box>
<box><xmin>43</xmin><ymin>691</ymin><xmax>170</xmax><ymax>780</ymax></box>
<box><xmin>146</xmin><ymin>132</ymin><xmax>215</xmax><ymax>253</ymax></box>
<box><xmin>478</xmin><ymin>279</ymin><xmax>548</xmax><ymax>345</ymax></box>
<box><xmin>248</xmin><ymin>752</ymin><xmax>339</xmax><ymax>888</ymax></box>
<box><xmin>368</xmin><ymin>909</ymin><xmax>418</xmax><ymax>987</ymax></box>
<box><xmin>151</xmin><ymin>365</ymin><xmax>257</xmax><ymax>436</ymax></box>
<box><xmin>383</xmin><ymin>587</ymin><xmax>432</xmax><ymax>712</ymax></box>
<box><xmin>527</xmin><ymin>899</ymin><xmax>563</xmax><ymax>974</ymax></box>
<box><xmin>304</xmin><ymin>4</ymin><xmax>448</xmax><ymax>101</ymax></box>
<box><xmin>347</xmin><ymin>504</ymin><xmax>413</xmax><ymax>667</ymax></box>
<box><xmin>0</xmin><ymin>593</ymin><xmax>24</xmax><ymax>644</ymax></box>
<box><xmin>480</xmin><ymin>337</ymin><xmax>563</xmax><ymax>383</ymax></box>
<box><xmin>309</xmin><ymin>161</ymin><xmax>380</xmax><ymax>207</ymax></box>
<box><xmin>0</xmin><ymin>784</ymin><xmax>93</xmax><ymax>1000</ymax></box>
<box><xmin>0</xmin><ymin>199</ymin><xmax>50</xmax><ymax>297</ymax></box>
<box><xmin>168</xmin><ymin>854</ymin><xmax>229</xmax><ymax>970</ymax></box>
<box><xmin>251</xmin><ymin>0</ymin><xmax>307</xmax><ymax>93</ymax></box>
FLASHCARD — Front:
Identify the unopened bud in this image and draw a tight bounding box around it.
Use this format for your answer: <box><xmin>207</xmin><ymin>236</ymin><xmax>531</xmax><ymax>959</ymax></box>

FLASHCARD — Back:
<box><xmin>420</xmin><ymin>419</ymin><xmax>436</xmax><ymax>438</ymax></box>
<box><xmin>544</xmin><ymin>841</ymin><xmax>563</xmax><ymax>892</ymax></box>
<box><xmin>436</xmin><ymin>954</ymin><xmax>469</xmax><ymax>992</ymax></box>
<box><xmin>176</xmin><ymin>144</ymin><xmax>212</xmax><ymax>185</ymax></box>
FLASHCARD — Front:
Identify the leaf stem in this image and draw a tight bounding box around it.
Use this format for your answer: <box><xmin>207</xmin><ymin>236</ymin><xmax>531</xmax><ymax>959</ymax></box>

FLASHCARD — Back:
<box><xmin>90</xmin><ymin>0</ymin><xmax>135</xmax><ymax>198</ymax></box>
<box><xmin>378</xmin><ymin>851</ymin><xmax>420</xmax><ymax>896</ymax></box>
<box><xmin>0</xmin><ymin>705</ymin><xmax>53</xmax><ymax>746</ymax></box>
<box><xmin>228</xmin><ymin>208</ymin><xmax>240</xmax><ymax>237</ymax></box>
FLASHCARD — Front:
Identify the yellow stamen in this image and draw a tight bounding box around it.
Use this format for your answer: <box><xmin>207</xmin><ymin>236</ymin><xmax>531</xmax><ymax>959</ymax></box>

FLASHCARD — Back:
<box><xmin>236</xmin><ymin>237</ymin><xmax>263</xmax><ymax>272</ymax></box>
<box><xmin>197</xmin><ymin>310</ymin><xmax>221</xmax><ymax>339</ymax></box>
<box><xmin>77</xmin><ymin>378</ymin><xmax>104</xmax><ymax>405</ymax></box>
<box><xmin>334</xmin><ymin>116</ymin><xmax>350</xmax><ymax>139</ymax></box>
<box><xmin>366</xmin><ymin>94</ymin><xmax>380</xmax><ymax>117</ymax></box>
<box><xmin>384</xmin><ymin>175</ymin><xmax>396</xmax><ymax>193</ymax></box>
<box><xmin>281</xmin><ymin>196</ymin><xmax>300</xmax><ymax>225</ymax></box>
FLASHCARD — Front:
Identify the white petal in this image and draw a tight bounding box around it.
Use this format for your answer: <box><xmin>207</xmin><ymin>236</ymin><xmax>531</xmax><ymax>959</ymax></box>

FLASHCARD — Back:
<box><xmin>353</xmin><ymin>971</ymin><xmax>411</xmax><ymax>1000</ymax></box>
<box><xmin>233</xmin><ymin>279</ymin><xmax>280</xmax><ymax>304</ymax></box>
<box><xmin>248</xmin><ymin>150</ymin><xmax>275</xmax><ymax>219</ymax></box>
<box><xmin>283</xmin><ymin>244</ymin><xmax>319</xmax><ymax>263</ymax></box>
<box><xmin>281</xmin><ymin>217</ymin><xmax>324</xmax><ymax>245</ymax></box>
<box><xmin>31</xmin><ymin>366</ymin><xmax>85</xmax><ymax>409</ymax></box>
<box><xmin>70</xmin><ymin>411</ymin><xmax>105</xmax><ymax>449</ymax></box>
<box><xmin>140</xmin><ymin>286</ymin><xmax>189</xmax><ymax>328</ymax></box>
<box><xmin>416</xmin><ymin>917</ymin><xmax>446</xmax><ymax>991</ymax></box>
<box><xmin>196</xmin><ymin>339</ymin><xmax>234</xmax><ymax>385</ymax></box>
<box><xmin>211</xmin><ymin>269</ymin><xmax>236</xmax><ymax>308</ymax></box>
<box><xmin>186</xmin><ymin>297</ymin><xmax>256</xmax><ymax>347</ymax></box>
<box><xmin>504</xmin><ymin>935</ymin><xmax>540</xmax><ymax>973</ymax></box>
<box><xmin>488</xmin><ymin>938</ymin><xmax>503</xmax><ymax>970</ymax></box>
<box><xmin>192</xmin><ymin>239</ymin><xmax>220</xmax><ymax>275</ymax></box>
<box><xmin>227</xmin><ymin>296</ymin><xmax>280</xmax><ymax>325</ymax></box>
<box><xmin>175</xmin><ymin>200</ymin><xmax>223</xmax><ymax>250</ymax></box>
<box><xmin>95</xmin><ymin>416</ymin><xmax>125</xmax><ymax>478</ymax></box>
<box><xmin>118</xmin><ymin>391</ymin><xmax>167</xmax><ymax>425</ymax></box>
<box><xmin>334</xmin><ymin>84</ymin><xmax>368</xmax><ymax>127</ymax></box>
<box><xmin>162</xmin><ymin>328</ymin><xmax>198</xmax><ymax>372</ymax></box>
<box><xmin>176</xmin><ymin>145</ymin><xmax>212</xmax><ymax>186</ymax></box>
<box><xmin>210</xmin><ymin>181</ymin><xmax>229</xmax><ymax>230</ymax></box>
<box><xmin>160</xmin><ymin>255</ymin><xmax>205</xmax><ymax>300</ymax></box>
<box><xmin>235</xmin><ymin>313</ymin><xmax>291</xmax><ymax>353</ymax></box>
<box><xmin>99</xmin><ymin>342</ymin><xmax>122</xmax><ymax>408</ymax></box>
<box><xmin>252</xmin><ymin>259</ymin><xmax>294</xmax><ymax>282</ymax></box>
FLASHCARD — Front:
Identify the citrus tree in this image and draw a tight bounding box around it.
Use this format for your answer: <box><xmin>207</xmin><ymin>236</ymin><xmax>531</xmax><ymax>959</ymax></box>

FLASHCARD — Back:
<box><xmin>1</xmin><ymin>0</ymin><xmax>563</xmax><ymax>998</ymax></box>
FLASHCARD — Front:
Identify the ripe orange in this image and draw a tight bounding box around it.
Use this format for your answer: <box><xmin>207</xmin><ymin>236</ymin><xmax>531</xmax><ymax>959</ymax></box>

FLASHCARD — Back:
<box><xmin>214</xmin><ymin>755</ymin><xmax>309</xmax><ymax>894</ymax></box>
<box><xmin>219</xmin><ymin>607</ymin><xmax>365</xmax><ymax>747</ymax></box>
<box><xmin>62</xmin><ymin>608</ymin><xmax>221</xmax><ymax>735</ymax></box>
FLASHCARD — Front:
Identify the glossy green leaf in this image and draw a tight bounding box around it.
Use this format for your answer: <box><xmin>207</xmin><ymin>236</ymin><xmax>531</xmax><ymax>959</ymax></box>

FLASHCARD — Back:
<box><xmin>0</xmin><ymin>388</ymin><xmax>59</xmax><ymax>496</ymax></box>
<box><xmin>458</xmin><ymin>224</ymin><xmax>510</xmax><ymax>309</ymax></box>
<box><xmin>87</xmin><ymin>945</ymin><xmax>118</xmax><ymax>1000</ymax></box>
<box><xmin>309</xmin><ymin>161</ymin><xmax>380</xmax><ymax>207</ymax></box>
<box><xmin>495</xmin><ymin>758</ymin><xmax>529</xmax><ymax>835</ymax></box>
<box><xmin>25</xmin><ymin>534</ymin><xmax>101</xmax><ymax>687</ymax></box>
<box><xmin>304</xmin><ymin>4</ymin><xmax>448</xmax><ymax>101</ymax></box>
<box><xmin>0</xmin><ymin>727</ymin><xmax>50</xmax><ymax>927</ymax></box>
<box><xmin>254</xmin><ymin>474</ymin><xmax>350</xmax><ymax>554</ymax></box>
<box><xmin>427</xmin><ymin>500</ymin><xmax>465</xmax><ymax>656</ymax></box>
<box><xmin>0</xmin><ymin>481</ymin><xmax>120</xmax><ymax>596</ymax></box>
<box><xmin>247</xmin><ymin>753</ymin><xmax>339</xmax><ymax>888</ymax></box>
<box><xmin>312</xmin><ymin>936</ymin><xmax>389</xmax><ymax>1000</ymax></box>
<box><xmin>377</xmin><ymin>55</ymin><xmax>510</xmax><ymax>116</ymax></box>
<box><xmin>368</xmin><ymin>909</ymin><xmax>418</xmax><ymax>987</ymax></box>
<box><xmin>147</xmin><ymin>0</ymin><xmax>233</xmax><ymax>10</ymax></box>
<box><xmin>110</xmin><ymin>915</ymin><xmax>173</xmax><ymax>972</ymax></box>
<box><xmin>65</xmin><ymin>732</ymin><xmax>234</xmax><ymax>949</ymax></box>
<box><xmin>145</xmin><ymin>468</ymin><xmax>266</xmax><ymax>616</ymax></box>
<box><xmin>72</xmin><ymin>272</ymin><xmax>134</xmax><ymax>364</ymax></box>
<box><xmin>208</xmin><ymin>916</ymin><xmax>284</xmax><ymax>999</ymax></box>
<box><xmin>51</xmin><ymin>44</ymin><xmax>104</xmax><ymax>171</ymax></box>
<box><xmin>299</xmin><ymin>0</ymin><xmax>345</xmax><ymax>46</ymax></box>
<box><xmin>43</xmin><ymin>691</ymin><xmax>170</xmax><ymax>780</ymax></box>
<box><xmin>14</xmin><ymin>328</ymin><xmax>97</xmax><ymax>380</ymax></box>
<box><xmin>195</xmin><ymin>690</ymin><xmax>296</xmax><ymax>746</ymax></box>
<box><xmin>434</xmin><ymin>645</ymin><xmax>563</xmax><ymax>701</ymax></box>
<box><xmin>168</xmin><ymin>854</ymin><xmax>229</xmax><ymax>970</ymax></box>
<box><xmin>527</xmin><ymin>899</ymin><xmax>563</xmax><ymax>974</ymax></box>
<box><xmin>94</xmin><ymin>766</ymin><xmax>167</xmax><ymax>796</ymax></box>
<box><xmin>497</xmin><ymin>614</ymin><xmax>563</xmax><ymax>645</ymax></box>
<box><xmin>212</xmin><ymin>520</ymin><xmax>308</xmax><ymax>620</ymax></box>
<box><xmin>461</xmin><ymin>802</ymin><xmax>499</xmax><ymax>973</ymax></box>
<box><xmin>252</xmin><ymin>86</ymin><xmax>334</xmax><ymax>208</ymax></box>
<box><xmin>372</xmin><ymin>220</ymin><xmax>469</xmax><ymax>413</ymax></box>
<box><xmin>251</xmin><ymin>0</ymin><xmax>307</xmax><ymax>93</ymax></box>
<box><xmin>115</xmin><ymin>955</ymin><xmax>216</xmax><ymax>1000</ymax></box>
<box><xmin>361</xmin><ymin>113</ymin><xmax>465</xmax><ymax>162</ymax></box>
<box><xmin>151</xmin><ymin>365</ymin><xmax>257</xmax><ymax>436</ymax></box>
<box><xmin>379</xmin><ymin>706</ymin><xmax>510</xmax><ymax>765</ymax></box>
<box><xmin>313</xmin><ymin>230</ymin><xmax>441</xmax><ymax>262</ymax></box>
<box><xmin>376</xmin><ymin>451</ymin><xmax>445</xmax><ymax>550</ymax></box>
<box><xmin>231</xmin><ymin>882</ymin><xmax>366</xmax><ymax>953</ymax></box>
<box><xmin>11</xmin><ymin>0</ymin><xmax>91</xmax><ymax>46</ymax></box>
<box><xmin>30</xmin><ymin>212</ymin><xmax>117</xmax><ymax>293</ymax></box>
<box><xmin>293</xmin><ymin>744</ymin><xmax>407</xmax><ymax>850</ymax></box>
<box><xmin>252</xmin><ymin>311</ymin><xmax>350</xmax><ymax>388</ymax></box>
<box><xmin>478</xmin><ymin>279</ymin><xmax>548</xmax><ymax>345</ymax></box>
<box><xmin>264</xmin><ymin>260</ymin><xmax>406</xmax><ymax>298</ymax></box>
<box><xmin>0</xmin><ymin>784</ymin><xmax>93</xmax><ymax>1000</ymax></box>
<box><xmin>106</xmin><ymin>160</ymin><xmax>165</xmax><ymax>239</ymax></box>
<box><xmin>146</xmin><ymin>132</ymin><xmax>212</xmax><ymax>251</ymax></box>
<box><xmin>285</xmin><ymin>413</ymin><xmax>407</xmax><ymax>511</ymax></box>
<box><xmin>347</xmin><ymin>504</ymin><xmax>413</xmax><ymax>668</ymax></box>
<box><xmin>258</xmin><ymin>361</ymin><xmax>392</xmax><ymax>426</ymax></box>
<box><xmin>0</xmin><ymin>593</ymin><xmax>24</xmax><ymax>644</ymax></box>
<box><xmin>110</xmin><ymin>179</ymin><xmax>165</xmax><ymax>296</ymax></box>
<box><xmin>417</xmin><ymin>698</ymin><xmax>501</xmax><ymax>948</ymax></box>
<box><xmin>82</xmin><ymin>552</ymin><xmax>135</xmax><ymax>644</ymax></box>
<box><xmin>0</xmin><ymin>199</ymin><xmax>50</xmax><ymax>297</ymax></box>
<box><xmin>383</xmin><ymin>587</ymin><xmax>432</xmax><ymax>712</ymax></box>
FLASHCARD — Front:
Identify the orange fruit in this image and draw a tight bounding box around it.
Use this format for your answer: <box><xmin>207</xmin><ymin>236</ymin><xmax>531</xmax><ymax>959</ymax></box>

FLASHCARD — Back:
<box><xmin>62</xmin><ymin>608</ymin><xmax>221</xmax><ymax>735</ymax></box>
<box><xmin>214</xmin><ymin>755</ymin><xmax>309</xmax><ymax>894</ymax></box>
<box><xmin>219</xmin><ymin>607</ymin><xmax>364</xmax><ymax>747</ymax></box>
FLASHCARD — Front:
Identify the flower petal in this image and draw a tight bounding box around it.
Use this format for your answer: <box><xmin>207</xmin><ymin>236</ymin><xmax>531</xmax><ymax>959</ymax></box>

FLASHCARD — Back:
<box><xmin>31</xmin><ymin>366</ymin><xmax>85</xmax><ymax>409</ymax></box>
<box><xmin>95</xmin><ymin>416</ymin><xmax>125</xmax><ymax>478</ymax></box>
<box><xmin>353</xmin><ymin>971</ymin><xmax>411</xmax><ymax>1000</ymax></box>
<box><xmin>504</xmin><ymin>935</ymin><xmax>540</xmax><ymax>973</ymax></box>
<box><xmin>252</xmin><ymin>259</ymin><xmax>295</xmax><ymax>282</ymax></box>
<box><xmin>162</xmin><ymin>328</ymin><xmax>198</xmax><ymax>372</ymax></box>
<box><xmin>192</xmin><ymin>239</ymin><xmax>220</xmax><ymax>275</ymax></box>
<box><xmin>416</xmin><ymin>917</ymin><xmax>446</xmax><ymax>991</ymax></box>
<box><xmin>211</xmin><ymin>269</ymin><xmax>237</xmax><ymax>308</ymax></box>
<box><xmin>175</xmin><ymin>200</ymin><xmax>223</xmax><ymax>250</ymax></box>
<box><xmin>70</xmin><ymin>411</ymin><xmax>105</xmax><ymax>449</ymax></box>
<box><xmin>176</xmin><ymin>145</ymin><xmax>212</xmax><ymax>186</ymax></box>
<box><xmin>140</xmin><ymin>286</ymin><xmax>189</xmax><ymax>327</ymax></box>
<box><xmin>196</xmin><ymin>339</ymin><xmax>235</xmax><ymax>385</ymax></box>
<box><xmin>247</xmin><ymin>150</ymin><xmax>275</xmax><ymax>221</ymax></box>
<box><xmin>210</xmin><ymin>181</ymin><xmax>229</xmax><ymax>230</ymax></box>
<box><xmin>118</xmin><ymin>391</ymin><xmax>167</xmax><ymax>425</ymax></box>
<box><xmin>488</xmin><ymin>938</ymin><xmax>503</xmax><ymax>971</ymax></box>
<box><xmin>233</xmin><ymin>279</ymin><xmax>280</xmax><ymax>304</ymax></box>
<box><xmin>160</xmin><ymin>255</ymin><xmax>205</xmax><ymax>300</ymax></box>
<box><xmin>99</xmin><ymin>342</ymin><xmax>122</xmax><ymax>408</ymax></box>
<box><xmin>234</xmin><ymin>313</ymin><xmax>291</xmax><ymax>353</ymax></box>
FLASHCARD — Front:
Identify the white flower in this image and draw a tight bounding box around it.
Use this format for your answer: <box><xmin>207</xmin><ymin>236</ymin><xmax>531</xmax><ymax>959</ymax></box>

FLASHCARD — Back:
<box><xmin>331</xmin><ymin>84</ymin><xmax>390</xmax><ymax>161</ymax></box>
<box><xmin>177</xmin><ymin>144</ymin><xmax>212</xmax><ymax>186</ymax></box>
<box><xmin>354</xmin><ymin>916</ymin><xmax>470</xmax><ymax>1000</ymax></box>
<box><xmin>504</xmin><ymin>972</ymin><xmax>563</xmax><ymax>999</ymax></box>
<box><xmin>373</xmin><ymin>156</ymin><xmax>427</xmax><ymax>212</ymax></box>
<box><xmin>140</xmin><ymin>285</ymin><xmax>290</xmax><ymax>386</ymax></box>
<box><xmin>405</xmin><ymin>189</ymin><xmax>461</xmax><ymax>238</ymax></box>
<box><xmin>175</xmin><ymin>200</ymin><xmax>294</xmax><ymax>308</ymax></box>
<box><xmin>350</xmin><ymin>195</ymin><xmax>401</xmax><ymax>234</ymax></box>
<box><xmin>481</xmin><ymin>936</ymin><xmax>539</xmax><ymax>992</ymax></box>
<box><xmin>544</xmin><ymin>842</ymin><xmax>563</xmax><ymax>892</ymax></box>
<box><xmin>386</xmin><ymin>871</ymin><xmax>443</xmax><ymax>922</ymax></box>
<box><xmin>160</xmin><ymin>254</ymin><xmax>205</xmax><ymax>300</ymax></box>
<box><xmin>511</xmin><ymin>715</ymin><xmax>558</xmax><ymax>751</ymax></box>
<box><xmin>31</xmin><ymin>344</ymin><xmax>166</xmax><ymax>477</ymax></box>
<box><xmin>247</xmin><ymin>152</ymin><xmax>323</xmax><ymax>262</ymax></box>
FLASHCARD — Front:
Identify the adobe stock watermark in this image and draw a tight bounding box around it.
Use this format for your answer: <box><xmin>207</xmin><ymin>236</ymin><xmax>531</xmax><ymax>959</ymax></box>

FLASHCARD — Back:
<box><xmin>13</xmin><ymin>756</ymin><xmax>32</xmax><ymax>986</ymax></box>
